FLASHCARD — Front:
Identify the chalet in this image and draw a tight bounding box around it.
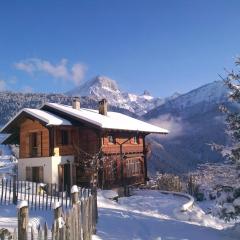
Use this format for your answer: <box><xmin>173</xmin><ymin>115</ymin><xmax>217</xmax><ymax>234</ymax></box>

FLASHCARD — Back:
<box><xmin>0</xmin><ymin>98</ymin><xmax>168</xmax><ymax>189</ymax></box>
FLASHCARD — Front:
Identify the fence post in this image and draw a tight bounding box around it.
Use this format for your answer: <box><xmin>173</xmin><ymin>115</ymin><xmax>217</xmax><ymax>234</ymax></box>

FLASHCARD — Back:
<box><xmin>17</xmin><ymin>200</ymin><xmax>29</xmax><ymax>240</ymax></box>
<box><xmin>91</xmin><ymin>188</ymin><xmax>97</xmax><ymax>234</ymax></box>
<box><xmin>13</xmin><ymin>174</ymin><xmax>17</xmax><ymax>205</ymax></box>
<box><xmin>71</xmin><ymin>185</ymin><xmax>80</xmax><ymax>240</ymax></box>
<box><xmin>53</xmin><ymin>202</ymin><xmax>64</xmax><ymax>240</ymax></box>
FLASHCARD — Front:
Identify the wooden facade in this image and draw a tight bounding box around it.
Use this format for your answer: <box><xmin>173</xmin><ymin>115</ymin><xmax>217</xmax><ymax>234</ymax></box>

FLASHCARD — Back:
<box><xmin>18</xmin><ymin>117</ymin><xmax>146</xmax><ymax>188</ymax></box>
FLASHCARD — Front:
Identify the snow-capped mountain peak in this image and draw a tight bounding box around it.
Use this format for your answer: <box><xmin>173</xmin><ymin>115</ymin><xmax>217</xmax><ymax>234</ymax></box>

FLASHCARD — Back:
<box><xmin>66</xmin><ymin>75</ymin><xmax>163</xmax><ymax>115</ymax></box>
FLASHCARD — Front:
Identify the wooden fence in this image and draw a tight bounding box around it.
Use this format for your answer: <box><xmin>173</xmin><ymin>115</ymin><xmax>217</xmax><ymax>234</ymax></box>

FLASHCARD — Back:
<box><xmin>0</xmin><ymin>185</ymin><xmax>97</xmax><ymax>240</ymax></box>
<box><xmin>0</xmin><ymin>178</ymin><xmax>84</xmax><ymax>210</ymax></box>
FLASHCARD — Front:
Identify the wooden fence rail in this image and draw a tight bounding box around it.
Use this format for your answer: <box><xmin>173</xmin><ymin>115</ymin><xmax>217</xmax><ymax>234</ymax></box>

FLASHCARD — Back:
<box><xmin>0</xmin><ymin>178</ymin><xmax>85</xmax><ymax>210</ymax></box>
<box><xmin>0</xmin><ymin>185</ymin><xmax>97</xmax><ymax>240</ymax></box>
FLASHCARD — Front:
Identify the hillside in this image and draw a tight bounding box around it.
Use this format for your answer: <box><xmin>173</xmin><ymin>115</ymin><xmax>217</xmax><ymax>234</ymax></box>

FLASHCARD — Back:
<box><xmin>0</xmin><ymin>80</ymin><xmax>236</xmax><ymax>176</ymax></box>
<box><xmin>0</xmin><ymin>91</ymin><xmax>137</xmax><ymax>127</ymax></box>
<box><xmin>144</xmin><ymin>81</ymin><xmax>234</xmax><ymax>174</ymax></box>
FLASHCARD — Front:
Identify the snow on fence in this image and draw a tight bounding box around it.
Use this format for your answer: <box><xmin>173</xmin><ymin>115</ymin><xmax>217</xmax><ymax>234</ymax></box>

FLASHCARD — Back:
<box><xmin>0</xmin><ymin>185</ymin><xmax>98</xmax><ymax>240</ymax></box>
<box><xmin>0</xmin><ymin>178</ymin><xmax>84</xmax><ymax>210</ymax></box>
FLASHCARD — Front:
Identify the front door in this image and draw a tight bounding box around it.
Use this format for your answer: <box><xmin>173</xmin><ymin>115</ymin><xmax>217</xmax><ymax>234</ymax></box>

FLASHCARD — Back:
<box><xmin>58</xmin><ymin>164</ymin><xmax>71</xmax><ymax>191</ymax></box>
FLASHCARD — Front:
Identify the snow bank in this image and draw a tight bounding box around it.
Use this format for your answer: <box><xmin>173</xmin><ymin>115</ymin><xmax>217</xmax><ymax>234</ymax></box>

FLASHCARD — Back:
<box><xmin>53</xmin><ymin>201</ymin><xmax>61</xmax><ymax>209</ymax></box>
<box><xmin>98</xmin><ymin>190</ymin><xmax>118</xmax><ymax>200</ymax></box>
<box><xmin>71</xmin><ymin>185</ymin><xmax>79</xmax><ymax>194</ymax></box>
<box><xmin>17</xmin><ymin>200</ymin><xmax>28</xmax><ymax>209</ymax></box>
<box><xmin>159</xmin><ymin>191</ymin><xmax>194</xmax><ymax>211</ymax></box>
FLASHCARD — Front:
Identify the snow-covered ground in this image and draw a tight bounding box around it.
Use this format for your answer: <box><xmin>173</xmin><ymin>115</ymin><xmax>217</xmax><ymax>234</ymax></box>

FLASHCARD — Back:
<box><xmin>94</xmin><ymin>190</ymin><xmax>238</xmax><ymax>240</ymax></box>
<box><xmin>0</xmin><ymin>189</ymin><xmax>239</xmax><ymax>239</ymax></box>
<box><xmin>0</xmin><ymin>145</ymin><xmax>239</xmax><ymax>240</ymax></box>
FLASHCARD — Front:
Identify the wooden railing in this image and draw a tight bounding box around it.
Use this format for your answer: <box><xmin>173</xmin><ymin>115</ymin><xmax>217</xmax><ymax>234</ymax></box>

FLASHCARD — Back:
<box><xmin>0</xmin><ymin>185</ymin><xmax>97</xmax><ymax>240</ymax></box>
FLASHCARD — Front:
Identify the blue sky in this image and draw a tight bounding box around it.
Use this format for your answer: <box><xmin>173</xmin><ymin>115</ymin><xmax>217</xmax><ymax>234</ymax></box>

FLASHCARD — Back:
<box><xmin>0</xmin><ymin>0</ymin><xmax>240</xmax><ymax>97</ymax></box>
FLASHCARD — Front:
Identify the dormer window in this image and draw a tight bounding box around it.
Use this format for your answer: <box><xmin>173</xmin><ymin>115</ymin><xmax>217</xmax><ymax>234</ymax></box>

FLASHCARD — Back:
<box><xmin>61</xmin><ymin>130</ymin><xmax>69</xmax><ymax>145</ymax></box>
<box><xmin>108</xmin><ymin>135</ymin><xmax>115</xmax><ymax>144</ymax></box>
<box><xmin>133</xmin><ymin>136</ymin><xmax>139</xmax><ymax>144</ymax></box>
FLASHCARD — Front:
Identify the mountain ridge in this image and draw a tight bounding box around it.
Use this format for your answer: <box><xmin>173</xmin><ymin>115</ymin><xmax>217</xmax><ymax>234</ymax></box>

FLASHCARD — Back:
<box><xmin>0</xmin><ymin>77</ymin><xmax>234</xmax><ymax>175</ymax></box>
<box><xmin>66</xmin><ymin>75</ymin><xmax>177</xmax><ymax>115</ymax></box>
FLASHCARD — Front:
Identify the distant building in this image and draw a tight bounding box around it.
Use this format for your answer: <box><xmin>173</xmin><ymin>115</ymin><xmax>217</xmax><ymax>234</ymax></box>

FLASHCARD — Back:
<box><xmin>1</xmin><ymin>98</ymin><xmax>168</xmax><ymax>189</ymax></box>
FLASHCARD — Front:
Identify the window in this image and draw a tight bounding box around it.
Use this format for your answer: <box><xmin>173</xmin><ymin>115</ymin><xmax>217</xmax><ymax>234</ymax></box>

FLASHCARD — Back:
<box><xmin>108</xmin><ymin>135</ymin><xmax>115</xmax><ymax>144</ymax></box>
<box><xmin>29</xmin><ymin>132</ymin><xmax>38</xmax><ymax>157</ymax></box>
<box><xmin>26</xmin><ymin>166</ymin><xmax>44</xmax><ymax>183</ymax></box>
<box><xmin>133</xmin><ymin>136</ymin><xmax>139</xmax><ymax>144</ymax></box>
<box><xmin>61</xmin><ymin>130</ymin><xmax>69</xmax><ymax>145</ymax></box>
<box><xmin>126</xmin><ymin>158</ymin><xmax>142</xmax><ymax>177</ymax></box>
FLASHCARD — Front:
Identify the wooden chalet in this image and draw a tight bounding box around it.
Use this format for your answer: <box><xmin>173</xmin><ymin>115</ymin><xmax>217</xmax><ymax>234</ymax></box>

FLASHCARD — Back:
<box><xmin>1</xmin><ymin>98</ymin><xmax>168</xmax><ymax>189</ymax></box>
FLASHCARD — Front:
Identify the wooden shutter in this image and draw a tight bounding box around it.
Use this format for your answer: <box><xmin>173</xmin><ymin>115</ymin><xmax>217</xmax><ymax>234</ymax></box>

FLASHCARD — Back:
<box><xmin>26</xmin><ymin>167</ymin><xmax>32</xmax><ymax>181</ymax></box>
<box><xmin>56</xmin><ymin>129</ymin><xmax>61</xmax><ymax>146</ymax></box>
<box><xmin>39</xmin><ymin>166</ymin><xmax>44</xmax><ymax>182</ymax></box>
<box><xmin>37</xmin><ymin>131</ymin><xmax>42</xmax><ymax>157</ymax></box>
<box><xmin>26</xmin><ymin>133</ymin><xmax>30</xmax><ymax>157</ymax></box>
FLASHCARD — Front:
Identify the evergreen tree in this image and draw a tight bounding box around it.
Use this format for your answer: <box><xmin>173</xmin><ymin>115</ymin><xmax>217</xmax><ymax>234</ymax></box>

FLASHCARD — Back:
<box><xmin>220</xmin><ymin>58</ymin><xmax>240</xmax><ymax>164</ymax></box>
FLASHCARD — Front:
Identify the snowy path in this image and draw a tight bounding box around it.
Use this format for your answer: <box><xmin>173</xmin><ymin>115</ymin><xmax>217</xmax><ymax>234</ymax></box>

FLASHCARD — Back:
<box><xmin>94</xmin><ymin>190</ymin><xmax>237</xmax><ymax>240</ymax></box>
<box><xmin>0</xmin><ymin>189</ymin><xmax>238</xmax><ymax>240</ymax></box>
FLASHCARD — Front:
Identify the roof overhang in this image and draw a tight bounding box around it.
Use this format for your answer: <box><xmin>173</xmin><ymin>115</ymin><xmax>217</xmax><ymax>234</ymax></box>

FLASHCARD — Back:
<box><xmin>1</xmin><ymin>108</ymin><xmax>72</xmax><ymax>134</ymax></box>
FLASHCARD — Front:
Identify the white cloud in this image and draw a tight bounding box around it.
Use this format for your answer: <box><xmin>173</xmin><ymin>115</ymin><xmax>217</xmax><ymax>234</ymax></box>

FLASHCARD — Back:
<box><xmin>14</xmin><ymin>58</ymin><xmax>87</xmax><ymax>85</ymax></box>
<box><xmin>0</xmin><ymin>80</ymin><xmax>6</xmax><ymax>91</ymax></box>
<box><xmin>149</xmin><ymin>114</ymin><xmax>186</xmax><ymax>138</ymax></box>
<box><xmin>71</xmin><ymin>63</ymin><xmax>86</xmax><ymax>85</ymax></box>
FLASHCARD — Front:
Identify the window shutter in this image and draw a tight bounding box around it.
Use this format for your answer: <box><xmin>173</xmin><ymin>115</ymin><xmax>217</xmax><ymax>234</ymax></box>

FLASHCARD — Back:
<box><xmin>56</xmin><ymin>129</ymin><xmax>61</xmax><ymax>146</ymax></box>
<box><xmin>26</xmin><ymin>133</ymin><xmax>30</xmax><ymax>157</ymax></box>
<box><xmin>39</xmin><ymin>166</ymin><xmax>44</xmax><ymax>182</ymax></box>
<box><xmin>26</xmin><ymin>167</ymin><xmax>32</xmax><ymax>181</ymax></box>
<box><xmin>37</xmin><ymin>131</ymin><xmax>42</xmax><ymax>157</ymax></box>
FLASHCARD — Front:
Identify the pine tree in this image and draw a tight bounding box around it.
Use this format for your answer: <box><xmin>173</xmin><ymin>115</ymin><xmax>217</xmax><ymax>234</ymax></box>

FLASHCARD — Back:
<box><xmin>221</xmin><ymin>58</ymin><xmax>240</xmax><ymax>164</ymax></box>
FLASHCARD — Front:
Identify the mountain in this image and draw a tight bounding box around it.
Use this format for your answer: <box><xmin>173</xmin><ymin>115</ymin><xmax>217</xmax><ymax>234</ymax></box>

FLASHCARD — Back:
<box><xmin>66</xmin><ymin>75</ymin><xmax>172</xmax><ymax>115</ymax></box>
<box><xmin>0</xmin><ymin>79</ymin><xmax>236</xmax><ymax>177</ymax></box>
<box><xmin>143</xmin><ymin>81</ymin><xmax>236</xmax><ymax>175</ymax></box>
<box><xmin>0</xmin><ymin>92</ymin><xmax>136</xmax><ymax>127</ymax></box>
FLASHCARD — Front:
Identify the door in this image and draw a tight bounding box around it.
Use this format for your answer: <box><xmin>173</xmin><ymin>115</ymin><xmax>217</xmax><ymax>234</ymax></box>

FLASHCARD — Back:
<box><xmin>63</xmin><ymin>163</ymin><xmax>71</xmax><ymax>191</ymax></box>
<box><xmin>58</xmin><ymin>164</ymin><xmax>71</xmax><ymax>192</ymax></box>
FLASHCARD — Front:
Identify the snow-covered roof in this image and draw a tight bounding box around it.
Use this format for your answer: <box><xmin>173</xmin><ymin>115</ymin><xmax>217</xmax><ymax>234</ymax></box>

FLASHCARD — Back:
<box><xmin>1</xmin><ymin>108</ymin><xmax>72</xmax><ymax>133</ymax></box>
<box><xmin>23</xmin><ymin>108</ymin><xmax>72</xmax><ymax>126</ymax></box>
<box><xmin>43</xmin><ymin>103</ymin><xmax>168</xmax><ymax>134</ymax></box>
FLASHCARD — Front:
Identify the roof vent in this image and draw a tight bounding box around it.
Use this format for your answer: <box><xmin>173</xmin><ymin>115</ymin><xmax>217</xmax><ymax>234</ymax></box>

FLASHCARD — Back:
<box><xmin>72</xmin><ymin>97</ymin><xmax>80</xmax><ymax>110</ymax></box>
<box><xmin>99</xmin><ymin>98</ymin><xmax>107</xmax><ymax>116</ymax></box>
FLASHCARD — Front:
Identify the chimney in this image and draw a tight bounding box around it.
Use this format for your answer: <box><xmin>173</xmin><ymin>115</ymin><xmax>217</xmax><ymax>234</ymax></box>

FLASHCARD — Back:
<box><xmin>72</xmin><ymin>96</ymin><xmax>80</xmax><ymax>110</ymax></box>
<box><xmin>99</xmin><ymin>98</ymin><xmax>107</xmax><ymax>116</ymax></box>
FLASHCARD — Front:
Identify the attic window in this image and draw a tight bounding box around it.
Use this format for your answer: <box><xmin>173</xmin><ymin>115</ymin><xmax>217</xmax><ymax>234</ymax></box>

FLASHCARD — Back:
<box><xmin>61</xmin><ymin>130</ymin><xmax>69</xmax><ymax>145</ymax></box>
<box><xmin>29</xmin><ymin>132</ymin><xmax>38</xmax><ymax>157</ymax></box>
<box><xmin>133</xmin><ymin>136</ymin><xmax>139</xmax><ymax>144</ymax></box>
<box><xmin>108</xmin><ymin>135</ymin><xmax>115</xmax><ymax>144</ymax></box>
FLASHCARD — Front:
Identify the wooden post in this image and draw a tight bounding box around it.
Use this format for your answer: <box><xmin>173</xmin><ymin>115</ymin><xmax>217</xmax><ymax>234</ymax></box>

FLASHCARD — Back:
<box><xmin>4</xmin><ymin>178</ymin><xmax>8</xmax><ymax>204</ymax></box>
<box><xmin>27</xmin><ymin>181</ymin><xmax>30</xmax><ymax>205</ymax></box>
<box><xmin>53</xmin><ymin>202</ymin><xmax>63</xmax><ymax>240</ymax></box>
<box><xmin>0</xmin><ymin>179</ymin><xmax>3</xmax><ymax>204</ymax></box>
<box><xmin>44</xmin><ymin>222</ymin><xmax>48</xmax><ymax>240</ymax></box>
<box><xmin>35</xmin><ymin>183</ymin><xmax>37</xmax><ymax>211</ymax></box>
<box><xmin>30</xmin><ymin>226</ymin><xmax>34</xmax><ymax>240</ymax></box>
<box><xmin>50</xmin><ymin>184</ymin><xmax>53</xmax><ymax>209</ymax></box>
<box><xmin>17</xmin><ymin>200</ymin><xmax>29</xmax><ymax>240</ymax></box>
<box><xmin>54</xmin><ymin>202</ymin><xmax>62</xmax><ymax>220</ymax></box>
<box><xmin>13</xmin><ymin>174</ymin><xmax>17</xmax><ymax>205</ymax></box>
<box><xmin>24</xmin><ymin>181</ymin><xmax>26</xmax><ymax>200</ymax></box>
<box><xmin>9</xmin><ymin>178</ymin><xmax>12</xmax><ymax>204</ymax></box>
